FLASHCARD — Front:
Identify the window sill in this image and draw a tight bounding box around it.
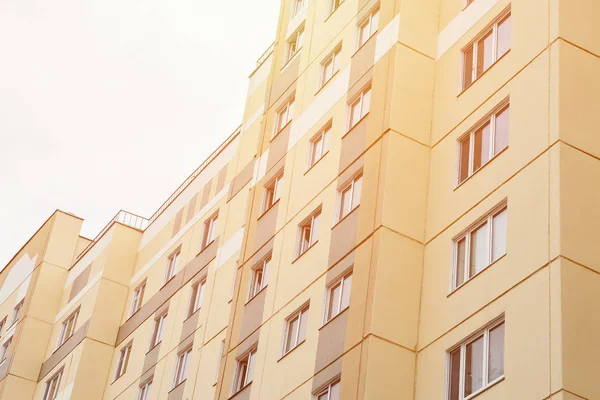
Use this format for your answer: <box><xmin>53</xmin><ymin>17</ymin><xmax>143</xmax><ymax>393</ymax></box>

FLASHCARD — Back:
<box><xmin>184</xmin><ymin>308</ymin><xmax>200</xmax><ymax>322</ymax></box>
<box><xmin>343</xmin><ymin>112</ymin><xmax>370</xmax><ymax>139</ymax></box>
<box><xmin>111</xmin><ymin>372</ymin><xmax>126</xmax><ymax>384</ymax></box>
<box><xmin>324</xmin><ymin>3</ymin><xmax>343</xmax><ymax>23</ymax></box>
<box><xmin>271</xmin><ymin>121</ymin><xmax>292</xmax><ymax>142</ymax></box>
<box><xmin>315</xmin><ymin>71</ymin><xmax>339</xmax><ymax>97</ymax></box>
<box><xmin>197</xmin><ymin>240</ymin><xmax>216</xmax><ymax>257</ymax></box>
<box><xmin>245</xmin><ymin>286</ymin><xmax>268</xmax><ymax>306</ymax></box>
<box><xmin>304</xmin><ymin>151</ymin><xmax>329</xmax><ymax>175</ymax></box>
<box><xmin>126</xmin><ymin>309</ymin><xmax>141</xmax><ymax>322</ymax></box>
<box><xmin>457</xmin><ymin>49</ymin><xmax>511</xmax><ymax>97</ymax></box>
<box><xmin>281</xmin><ymin>50</ymin><xmax>301</xmax><ymax>72</ymax></box>
<box><xmin>453</xmin><ymin>146</ymin><xmax>508</xmax><ymax>191</ymax></box>
<box><xmin>229</xmin><ymin>382</ymin><xmax>252</xmax><ymax>399</ymax></box>
<box><xmin>447</xmin><ymin>253</ymin><xmax>507</xmax><ymax>297</ymax></box>
<box><xmin>352</xmin><ymin>31</ymin><xmax>378</xmax><ymax>57</ymax></box>
<box><xmin>161</xmin><ymin>275</ymin><xmax>177</xmax><ymax>290</ymax></box>
<box><xmin>258</xmin><ymin>199</ymin><xmax>280</xmax><ymax>221</ymax></box>
<box><xmin>292</xmin><ymin>240</ymin><xmax>319</xmax><ymax>264</ymax></box>
<box><xmin>146</xmin><ymin>341</ymin><xmax>162</xmax><ymax>355</ymax></box>
<box><xmin>331</xmin><ymin>205</ymin><xmax>360</xmax><ymax>230</ymax></box>
<box><xmin>277</xmin><ymin>339</ymin><xmax>306</xmax><ymax>362</ymax></box>
<box><xmin>169</xmin><ymin>379</ymin><xmax>187</xmax><ymax>393</ymax></box>
<box><xmin>463</xmin><ymin>376</ymin><xmax>505</xmax><ymax>400</ymax></box>
<box><xmin>319</xmin><ymin>306</ymin><xmax>349</xmax><ymax>331</ymax></box>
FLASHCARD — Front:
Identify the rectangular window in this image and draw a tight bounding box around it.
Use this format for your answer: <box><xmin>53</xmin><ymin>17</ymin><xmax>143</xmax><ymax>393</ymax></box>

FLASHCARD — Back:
<box><xmin>42</xmin><ymin>369</ymin><xmax>63</xmax><ymax>400</ymax></box>
<box><xmin>292</xmin><ymin>0</ymin><xmax>305</xmax><ymax>17</ymax></box>
<box><xmin>130</xmin><ymin>281</ymin><xmax>146</xmax><ymax>317</ymax></box>
<box><xmin>447</xmin><ymin>319</ymin><xmax>505</xmax><ymax>400</ymax></box>
<box><xmin>202</xmin><ymin>213</ymin><xmax>219</xmax><ymax>249</ymax></box>
<box><xmin>286</xmin><ymin>26</ymin><xmax>304</xmax><ymax>64</ymax></box>
<box><xmin>115</xmin><ymin>343</ymin><xmax>132</xmax><ymax>380</ymax></box>
<box><xmin>249</xmin><ymin>255</ymin><xmax>270</xmax><ymax>300</ymax></box>
<box><xmin>0</xmin><ymin>318</ymin><xmax>5</xmax><ymax>338</ymax></box>
<box><xmin>57</xmin><ymin>308</ymin><xmax>79</xmax><ymax>348</ymax></box>
<box><xmin>11</xmin><ymin>301</ymin><xmax>23</xmax><ymax>326</ymax></box>
<box><xmin>150</xmin><ymin>313</ymin><xmax>167</xmax><ymax>349</ymax></box>
<box><xmin>309</xmin><ymin>123</ymin><xmax>331</xmax><ymax>168</ymax></box>
<box><xmin>1</xmin><ymin>337</ymin><xmax>12</xmax><ymax>361</ymax></box>
<box><xmin>338</xmin><ymin>174</ymin><xmax>362</xmax><ymax>220</ymax></box>
<box><xmin>165</xmin><ymin>250</ymin><xmax>180</xmax><ymax>283</ymax></box>
<box><xmin>188</xmin><ymin>280</ymin><xmax>206</xmax><ymax>317</ymax></box>
<box><xmin>315</xmin><ymin>378</ymin><xmax>341</xmax><ymax>400</ymax></box>
<box><xmin>357</xmin><ymin>7</ymin><xmax>379</xmax><ymax>48</ymax></box>
<box><xmin>453</xmin><ymin>203</ymin><xmax>507</xmax><ymax>290</ymax></box>
<box><xmin>137</xmin><ymin>380</ymin><xmax>152</xmax><ymax>400</ymax></box>
<box><xmin>457</xmin><ymin>102</ymin><xmax>509</xmax><ymax>184</ymax></box>
<box><xmin>283</xmin><ymin>304</ymin><xmax>309</xmax><ymax>355</ymax></box>
<box><xmin>298</xmin><ymin>208</ymin><xmax>321</xmax><ymax>256</ymax></box>
<box><xmin>263</xmin><ymin>173</ymin><xmax>283</xmax><ymax>212</ymax></box>
<box><xmin>325</xmin><ymin>271</ymin><xmax>353</xmax><ymax>323</ymax></box>
<box><xmin>173</xmin><ymin>347</ymin><xmax>192</xmax><ymax>388</ymax></box>
<box><xmin>275</xmin><ymin>97</ymin><xmax>295</xmax><ymax>134</ymax></box>
<box><xmin>233</xmin><ymin>347</ymin><xmax>257</xmax><ymax>394</ymax></box>
<box><xmin>331</xmin><ymin>0</ymin><xmax>343</xmax><ymax>13</ymax></box>
<box><xmin>462</xmin><ymin>10</ymin><xmax>511</xmax><ymax>89</ymax></box>
<box><xmin>348</xmin><ymin>86</ymin><xmax>371</xmax><ymax>128</ymax></box>
<box><xmin>321</xmin><ymin>47</ymin><xmax>341</xmax><ymax>88</ymax></box>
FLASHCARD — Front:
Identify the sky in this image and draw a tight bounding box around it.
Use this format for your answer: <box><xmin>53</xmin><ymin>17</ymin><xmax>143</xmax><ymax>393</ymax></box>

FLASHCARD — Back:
<box><xmin>0</xmin><ymin>0</ymin><xmax>281</xmax><ymax>267</ymax></box>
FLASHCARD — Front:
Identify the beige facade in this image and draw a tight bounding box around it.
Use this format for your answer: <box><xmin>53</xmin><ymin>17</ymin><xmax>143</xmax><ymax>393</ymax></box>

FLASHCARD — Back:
<box><xmin>1</xmin><ymin>0</ymin><xmax>599</xmax><ymax>399</ymax></box>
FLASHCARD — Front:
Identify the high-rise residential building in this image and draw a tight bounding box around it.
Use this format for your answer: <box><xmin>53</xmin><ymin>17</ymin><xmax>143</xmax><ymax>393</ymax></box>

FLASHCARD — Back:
<box><xmin>1</xmin><ymin>0</ymin><xmax>598</xmax><ymax>399</ymax></box>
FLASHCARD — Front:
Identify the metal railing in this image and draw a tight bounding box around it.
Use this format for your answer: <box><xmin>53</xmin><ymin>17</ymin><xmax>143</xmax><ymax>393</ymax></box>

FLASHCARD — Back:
<box><xmin>255</xmin><ymin>42</ymin><xmax>275</xmax><ymax>68</ymax></box>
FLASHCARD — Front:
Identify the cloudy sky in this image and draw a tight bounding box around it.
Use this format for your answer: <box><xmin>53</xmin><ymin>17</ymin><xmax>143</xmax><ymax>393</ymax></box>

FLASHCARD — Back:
<box><xmin>0</xmin><ymin>0</ymin><xmax>281</xmax><ymax>266</ymax></box>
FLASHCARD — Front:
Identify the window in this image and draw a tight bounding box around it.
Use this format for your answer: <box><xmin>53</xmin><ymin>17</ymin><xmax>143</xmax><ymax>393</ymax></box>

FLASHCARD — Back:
<box><xmin>11</xmin><ymin>300</ymin><xmax>23</xmax><ymax>326</ymax></box>
<box><xmin>150</xmin><ymin>313</ymin><xmax>167</xmax><ymax>348</ymax></box>
<box><xmin>248</xmin><ymin>255</ymin><xmax>270</xmax><ymax>300</ymax></box>
<box><xmin>188</xmin><ymin>280</ymin><xmax>206</xmax><ymax>317</ymax></box>
<box><xmin>348</xmin><ymin>86</ymin><xmax>371</xmax><ymax>128</ymax></box>
<box><xmin>115</xmin><ymin>343</ymin><xmax>132</xmax><ymax>380</ymax></box>
<box><xmin>325</xmin><ymin>271</ymin><xmax>352</xmax><ymax>322</ymax></box>
<box><xmin>1</xmin><ymin>337</ymin><xmax>11</xmax><ymax>361</ymax></box>
<box><xmin>457</xmin><ymin>103</ymin><xmax>509</xmax><ymax>184</ymax></box>
<box><xmin>465</xmin><ymin>0</ymin><xmax>475</xmax><ymax>7</ymax></box>
<box><xmin>202</xmin><ymin>213</ymin><xmax>218</xmax><ymax>249</ymax></box>
<box><xmin>338</xmin><ymin>174</ymin><xmax>362</xmax><ymax>220</ymax></box>
<box><xmin>0</xmin><ymin>317</ymin><xmax>7</xmax><ymax>337</ymax></box>
<box><xmin>321</xmin><ymin>47</ymin><xmax>341</xmax><ymax>88</ymax></box>
<box><xmin>331</xmin><ymin>0</ymin><xmax>343</xmax><ymax>13</ymax></box>
<box><xmin>447</xmin><ymin>319</ymin><xmax>505</xmax><ymax>400</ymax></box>
<box><xmin>298</xmin><ymin>208</ymin><xmax>321</xmax><ymax>256</ymax></box>
<box><xmin>292</xmin><ymin>0</ymin><xmax>305</xmax><ymax>17</ymax></box>
<box><xmin>275</xmin><ymin>97</ymin><xmax>295</xmax><ymax>134</ymax></box>
<box><xmin>315</xmin><ymin>378</ymin><xmax>341</xmax><ymax>400</ymax></box>
<box><xmin>462</xmin><ymin>11</ymin><xmax>511</xmax><ymax>89</ymax></box>
<box><xmin>283</xmin><ymin>304</ymin><xmax>309</xmax><ymax>355</ymax></box>
<box><xmin>57</xmin><ymin>308</ymin><xmax>79</xmax><ymax>348</ymax></box>
<box><xmin>165</xmin><ymin>250</ymin><xmax>180</xmax><ymax>283</ymax></box>
<box><xmin>309</xmin><ymin>124</ymin><xmax>331</xmax><ymax>168</ymax></box>
<box><xmin>357</xmin><ymin>8</ymin><xmax>379</xmax><ymax>48</ymax></box>
<box><xmin>173</xmin><ymin>347</ymin><xmax>192</xmax><ymax>387</ymax></box>
<box><xmin>137</xmin><ymin>380</ymin><xmax>152</xmax><ymax>400</ymax></box>
<box><xmin>453</xmin><ymin>204</ymin><xmax>507</xmax><ymax>290</ymax></box>
<box><xmin>130</xmin><ymin>281</ymin><xmax>146</xmax><ymax>317</ymax></box>
<box><xmin>286</xmin><ymin>26</ymin><xmax>304</xmax><ymax>64</ymax></box>
<box><xmin>233</xmin><ymin>347</ymin><xmax>257</xmax><ymax>394</ymax></box>
<box><xmin>43</xmin><ymin>369</ymin><xmax>63</xmax><ymax>400</ymax></box>
<box><xmin>263</xmin><ymin>173</ymin><xmax>283</xmax><ymax>212</ymax></box>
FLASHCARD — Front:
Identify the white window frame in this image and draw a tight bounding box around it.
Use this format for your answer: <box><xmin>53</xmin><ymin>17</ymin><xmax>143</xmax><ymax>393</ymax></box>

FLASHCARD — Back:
<box><xmin>115</xmin><ymin>342</ymin><xmax>132</xmax><ymax>380</ymax></box>
<box><xmin>150</xmin><ymin>313</ymin><xmax>167</xmax><ymax>349</ymax></box>
<box><xmin>461</xmin><ymin>8</ymin><xmax>511</xmax><ymax>90</ymax></box>
<box><xmin>202</xmin><ymin>213</ymin><xmax>218</xmax><ymax>249</ymax></box>
<box><xmin>232</xmin><ymin>347</ymin><xmax>257</xmax><ymax>394</ymax></box>
<box><xmin>0</xmin><ymin>318</ymin><xmax>6</xmax><ymax>338</ymax></box>
<box><xmin>11</xmin><ymin>300</ymin><xmax>23</xmax><ymax>326</ymax></box>
<box><xmin>337</xmin><ymin>173</ymin><xmax>363</xmax><ymax>221</ymax></box>
<box><xmin>57</xmin><ymin>308</ymin><xmax>79</xmax><ymax>348</ymax></box>
<box><xmin>137</xmin><ymin>380</ymin><xmax>152</xmax><ymax>400</ymax></box>
<box><xmin>42</xmin><ymin>369</ymin><xmax>63</xmax><ymax>400</ymax></box>
<box><xmin>308</xmin><ymin>123</ymin><xmax>332</xmax><ymax>169</ymax></box>
<box><xmin>164</xmin><ymin>249</ymin><xmax>180</xmax><ymax>284</ymax></box>
<box><xmin>456</xmin><ymin>100</ymin><xmax>510</xmax><ymax>185</ymax></box>
<box><xmin>324</xmin><ymin>270</ymin><xmax>353</xmax><ymax>323</ymax></box>
<box><xmin>189</xmin><ymin>280</ymin><xmax>206</xmax><ymax>317</ymax></box>
<box><xmin>314</xmin><ymin>377</ymin><xmax>341</xmax><ymax>400</ymax></box>
<box><xmin>330</xmin><ymin>0</ymin><xmax>344</xmax><ymax>14</ymax></box>
<box><xmin>451</xmin><ymin>201</ymin><xmax>507</xmax><ymax>292</ymax></box>
<box><xmin>445</xmin><ymin>317</ymin><xmax>505</xmax><ymax>400</ymax></box>
<box><xmin>1</xmin><ymin>336</ymin><xmax>12</xmax><ymax>361</ymax></box>
<box><xmin>173</xmin><ymin>347</ymin><xmax>192</xmax><ymax>388</ymax></box>
<box><xmin>248</xmin><ymin>255</ymin><xmax>270</xmax><ymax>300</ymax></box>
<box><xmin>275</xmin><ymin>97</ymin><xmax>295</xmax><ymax>134</ymax></box>
<box><xmin>348</xmin><ymin>85</ymin><xmax>371</xmax><ymax>129</ymax></box>
<box><xmin>263</xmin><ymin>173</ymin><xmax>283</xmax><ymax>212</ymax></box>
<box><xmin>320</xmin><ymin>46</ymin><xmax>341</xmax><ymax>88</ymax></box>
<box><xmin>297</xmin><ymin>208</ymin><xmax>322</xmax><ymax>256</ymax></box>
<box><xmin>357</xmin><ymin>7</ymin><xmax>380</xmax><ymax>49</ymax></box>
<box><xmin>285</xmin><ymin>26</ymin><xmax>305</xmax><ymax>65</ymax></box>
<box><xmin>130</xmin><ymin>281</ymin><xmax>146</xmax><ymax>317</ymax></box>
<box><xmin>282</xmin><ymin>304</ymin><xmax>309</xmax><ymax>355</ymax></box>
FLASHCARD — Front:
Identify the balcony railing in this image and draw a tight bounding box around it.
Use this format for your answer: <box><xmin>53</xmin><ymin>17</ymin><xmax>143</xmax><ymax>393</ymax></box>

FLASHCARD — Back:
<box><xmin>256</xmin><ymin>42</ymin><xmax>275</xmax><ymax>67</ymax></box>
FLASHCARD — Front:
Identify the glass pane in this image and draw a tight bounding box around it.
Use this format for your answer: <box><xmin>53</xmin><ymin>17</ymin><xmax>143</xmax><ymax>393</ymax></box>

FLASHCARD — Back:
<box><xmin>247</xmin><ymin>351</ymin><xmax>256</xmax><ymax>384</ymax></box>
<box><xmin>456</xmin><ymin>238</ymin><xmax>467</xmax><ymax>287</ymax></box>
<box><xmin>314</xmin><ymin>136</ymin><xmax>323</xmax><ymax>161</ymax></box>
<box><xmin>330</xmin><ymin>381</ymin><xmax>340</xmax><ymax>400</ymax></box>
<box><xmin>318</xmin><ymin>393</ymin><xmax>329</xmax><ymax>400</ymax></box>
<box><xmin>311</xmin><ymin>213</ymin><xmax>320</xmax><ymax>244</ymax></box>
<box><xmin>351</xmin><ymin>177</ymin><xmax>362</xmax><ymax>209</ymax></box>
<box><xmin>323</xmin><ymin>128</ymin><xmax>331</xmax><ymax>152</ymax></box>
<box><xmin>477</xmin><ymin>30</ymin><xmax>494</xmax><ymax>76</ymax></box>
<box><xmin>301</xmin><ymin>226</ymin><xmax>311</xmax><ymax>252</ymax></box>
<box><xmin>340</xmin><ymin>187</ymin><xmax>352</xmax><ymax>219</ymax></box>
<box><xmin>488</xmin><ymin>323</ymin><xmax>505</xmax><ymax>382</ymax></box>
<box><xmin>341</xmin><ymin>274</ymin><xmax>352</xmax><ymax>309</ymax></box>
<box><xmin>298</xmin><ymin>311</ymin><xmax>308</xmax><ymax>343</ymax></box>
<box><xmin>473</xmin><ymin>122</ymin><xmax>491</xmax><ymax>171</ymax></box>
<box><xmin>237</xmin><ymin>362</ymin><xmax>248</xmax><ymax>390</ymax></box>
<box><xmin>371</xmin><ymin>11</ymin><xmax>379</xmax><ymax>33</ymax></box>
<box><xmin>359</xmin><ymin>23</ymin><xmax>369</xmax><ymax>46</ymax></box>
<box><xmin>459</xmin><ymin>136</ymin><xmax>471</xmax><ymax>183</ymax></box>
<box><xmin>351</xmin><ymin>101</ymin><xmax>361</xmax><ymax>127</ymax></box>
<box><xmin>497</xmin><ymin>15</ymin><xmax>511</xmax><ymax>58</ymax></box>
<box><xmin>362</xmin><ymin>89</ymin><xmax>371</xmax><ymax>117</ymax></box>
<box><xmin>464</xmin><ymin>46</ymin><xmax>474</xmax><ymax>88</ymax></box>
<box><xmin>494</xmin><ymin>107</ymin><xmax>509</xmax><ymax>154</ymax></box>
<box><xmin>470</xmin><ymin>222</ymin><xmax>489</xmax><ymax>277</ymax></box>
<box><xmin>328</xmin><ymin>283</ymin><xmax>342</xmax><ymax>320</ymax></box>
<box><xmin>492</xmin><ymin>209</ymin><xmax>507</xmax><ymax>262</ymax></box>
<box><xmin>449</xmin><ymin>349</ymin><xmax>461</xmax><ymax>400</ymax></box>
<box><xmin>286</xmin><ymin>317</ymin><xmax>299</xmax><ymax>351</ymax></box>
<box><xmin>465</xmin><ymin>336</ymin><xmax>484</xmax><ymax>396</ymax></box>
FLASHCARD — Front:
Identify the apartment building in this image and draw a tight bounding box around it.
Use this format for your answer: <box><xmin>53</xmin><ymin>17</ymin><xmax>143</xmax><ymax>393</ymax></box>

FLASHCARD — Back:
<box><xmin>1</xmin><ymin>0</ymin><xmax>599</xmax><ymax>399</ymax></box>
